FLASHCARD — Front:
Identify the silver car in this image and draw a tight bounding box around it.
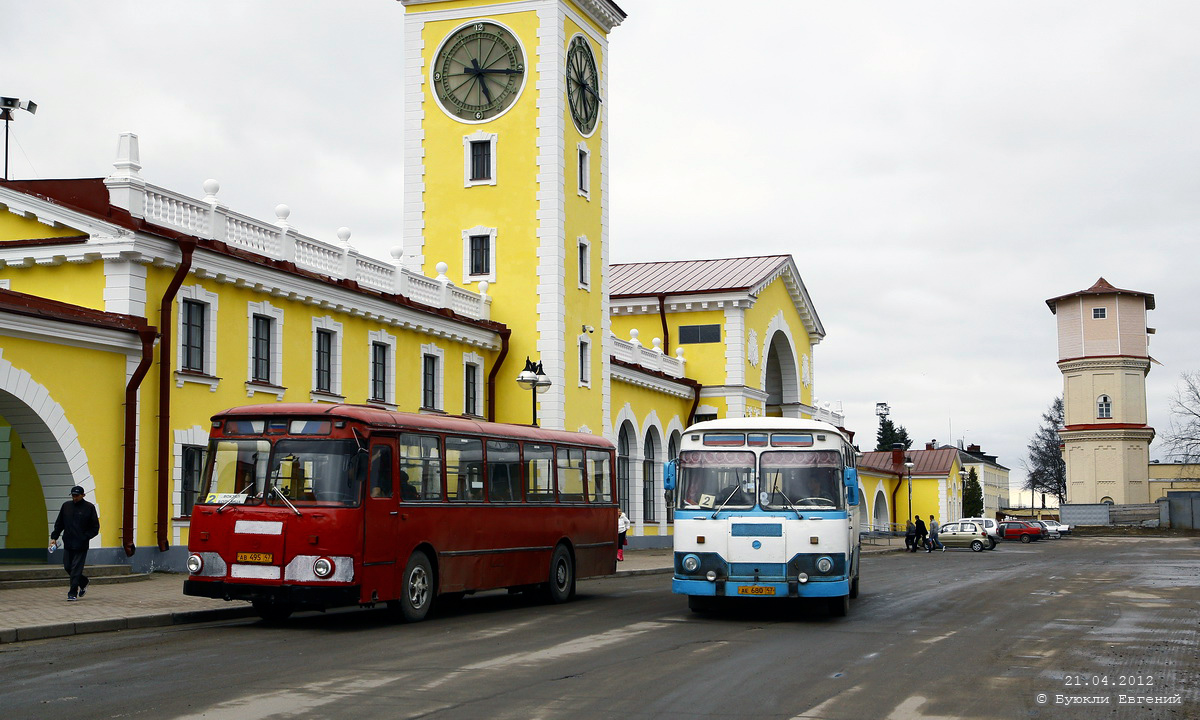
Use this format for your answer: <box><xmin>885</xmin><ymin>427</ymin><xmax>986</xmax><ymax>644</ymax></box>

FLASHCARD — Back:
<box><xmin>936</xmin><ymin>521</ymin><xmax>991</xmax><ymax>552</ymax></box>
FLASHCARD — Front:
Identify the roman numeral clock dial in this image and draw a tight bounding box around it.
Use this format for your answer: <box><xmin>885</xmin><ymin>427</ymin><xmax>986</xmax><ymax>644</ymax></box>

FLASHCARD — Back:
<box><xmin>433</xmin><ymin>21</ymin><xmax>526</xmax><ymax>122</ymax></box>
<box><xmin>566</xmin><ymin>35</ymin><xmax>600</xmax><ymax>135</ymax></box>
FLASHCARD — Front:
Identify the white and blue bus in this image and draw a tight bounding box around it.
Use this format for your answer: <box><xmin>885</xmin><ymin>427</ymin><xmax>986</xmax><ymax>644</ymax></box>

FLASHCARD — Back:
<box><xmin>664</xmin><ymin>417</ymin><xmax>861</xmax><ymax>616</ymax></box>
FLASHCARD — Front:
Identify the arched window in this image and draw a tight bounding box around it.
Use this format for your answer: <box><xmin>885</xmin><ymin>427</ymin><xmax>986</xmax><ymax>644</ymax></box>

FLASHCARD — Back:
<box><xmin>1100</xmin><ymin>496</ymin><xmax>1114</xmax><ymax>505</ymax></box>
<box><xmin>617</xmin><ymin>425</ymin><xmax>632</xmax><ymax>515</ymax></box>
<box><xmin>1097</xmin><ymin>395</ymin><xmax>1112</xmax><ymax>419</ymax></box>
<box><xmin>642</xmin><ymin>431</ymin><xmax>660</xmax><ymax>523</ymax></box>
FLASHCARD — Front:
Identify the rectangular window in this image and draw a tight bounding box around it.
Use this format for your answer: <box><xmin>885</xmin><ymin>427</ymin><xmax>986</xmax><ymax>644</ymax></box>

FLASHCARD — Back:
<box><xmin>446</xmin><ymin>436</ymin><xmax>484</xmax><ymax>501</ymax></box>
<box><xmin>557</xmin><ymin>447</ymin><xmax>586</xmax><ymax>501</ymax></box>
<box><xmin>525</xmin><ymin>443</ymin><xmax>555</xmax><ymax>502</ymax></box>
<box><xmin>579</xmin><ymin>339</ymin><xmax>590</xmax><ymax>385</ymax></box>
<box><xmin>578</xmin><ymin>147</ymin><xmax>589</xmax><ymax>195</ymax></box>
<box><xmin>588</xmin><ymin>450</ymin><xmax>612</xmax><ymax>503</ymax></box>
<box><xmin>368</xmin><ymin>444</ymin><xmax>393</xmax><ymax>498</ymax></box>
<box><xmin>1093</xmin><ymin>307</ymin><xmax>1107</xmax><ymax>319</ymax></box>
<box><xmin>423</xmin><ymin>354</ymin><xmax>438</xmax><ymax>409</ymax></box>
<box><xmin>678</xmin><ymin>324</ymin><xmax>721</xmax><ymax>344</ymax></box>
<box><xmin>578</xmin><ymin>239</ymin><xmax>590</xmax><ymax>288</ymax></box>
<box><xmin>371</xmin><ymin>342</ymin><xmax>389</xmax><ymax>402</ymax></box>
<box><xmin>182</xmin><ymin>300</ymin><xmax>206</xmax><ymax>372</ymax></box>
<box><xmin>399</xmin><ymin>433</ymin><xmax>442</xmax><ymax>501</ymax></box>
<box><xmin>252</xmin><ymin>315</ymin><xmax>272</xmax><ymax>382</ymax></box>
<box><xmin>470</xmin><ymin>140</ymin><xmax>491</xmax><ymax>181</ymax></box>
<box><xmin>181</xmin><ymin>445</ymin><xmax>205</xmax><ymax>516</ymax></box>
<box><xmin>469</xmin><ymin>235</ymin><xmax>490</xmax><ymax>276</ymax></box>
<box><xmin>464</xmin><ymin>363</ymin><xmax>479</xmax><ymax>416</ymax></box>
<box><xmin>315</xmin><ymin>329</ymin><xmax>333</xmax><ymax>392</ymax></box>
<box><xmin>487</xmin><ymin>440</ymin><xmax>521</xmax><ymax>502</ymax></box>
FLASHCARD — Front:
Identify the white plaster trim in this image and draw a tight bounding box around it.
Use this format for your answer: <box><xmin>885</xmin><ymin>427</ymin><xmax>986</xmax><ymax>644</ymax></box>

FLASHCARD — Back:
<box><xmin>177</xmin><ymin>284</ymin><xmax>220</xmax><ymax>391</ymax></box>
<box><xmin>368</xmin><ymin>329</ymin><xmax>398</xmax><ymax>407</ymax></box>
<box><xmin>759</xmin><ymin>310</ymin><xmax>803</xmax><ymax>414</ymax></box>
<box><xmin>0</xmin><ymin>313</ymin><xmax>146</xmax><ymax>355</ymax></box>
<box><xmin>420</xmin><ymin>341</ymin><xmax>446</xmax><ymax>411</ymax></box>
<box><xmin>103</xmin><ymin>259</ymin><xmax>148</xmax><ymax>317</ymax></box>
<box><xmin>463</xmin><ymin>131</ymin><xmax>498</xmax><ymax>187</ymax></box>
<box><xmin>171</xmin><ymin>426</ymin><xmax>208</xmax><ymax>545</ymax></box>
<box><xmin>723</xmin><ymin>305</ymin><xmax>746</xmax><ymax>416</ymax></box>
<box><xmin>610</xmin><ymin>364</ymin><xmax>693</xmax><ymax>399</ymax></box>
<box><xmin>577</xmin><ymin>235</ymin><xmax>591</xmax><ymax>290</ymax></box>
<box><xmin>311</xmin><ymin>316</ymin><xmax>344</xmax><ymax>398</ymax></box>
<box><xmin>462</xmin><ymin>224</ymin><xmax>498</xmax><ymax>285</ymax></box>
<box><xmin>577</xmin><ymin>141</ymin><xmax>591</xmax><ymax>199</ymax></box>
<box><xmin>428</xmin><ymin>17</ymin><xmax>530</xmax><ymax>126</ymax></box>
<box><xmin>246</xmin><ymin>300</ymin><xmax>285</xmax><ymax>391</ymax></box>
<box><xmin>578</xmin><ymin>335</ymin><xmax>592</xmax><ymax>388</ymax></box>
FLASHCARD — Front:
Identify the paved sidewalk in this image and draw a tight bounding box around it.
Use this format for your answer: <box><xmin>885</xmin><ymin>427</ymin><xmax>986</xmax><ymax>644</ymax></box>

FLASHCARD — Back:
<box><xmin>0</xmin><ymin>549</ymin><xmax>674</xmax><ymax>645</ymax></box>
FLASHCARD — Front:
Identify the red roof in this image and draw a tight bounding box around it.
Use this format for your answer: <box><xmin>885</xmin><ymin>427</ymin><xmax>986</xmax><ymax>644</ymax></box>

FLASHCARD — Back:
<box><xmin>858</xmin><ymin>448</ymin><xmax>960</xmax><ymax>477</ymax></box>
<box><xmin>609</xmin><ymin>255</ymin><xmax>792</xmax><ymax>297</ymax></box>
<box><xmin>1046</xmin><ymin>277</ymin><xmax>1155</xmax><ymax>313</ymax></box>
<box><xmin>0</xmin><ymin>287</ymin><xmax>152</xmax><ymax>335</ymax></box>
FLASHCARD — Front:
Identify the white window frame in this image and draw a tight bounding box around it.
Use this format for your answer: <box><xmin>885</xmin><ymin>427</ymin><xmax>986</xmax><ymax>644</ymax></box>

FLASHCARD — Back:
<box><xmin>577</xmin><ymin>141</ymin><xmax>591</xmax><ymax>199</ymax></box>
<box><xmin>578</xmin><ymin>335</ymin><xmax>592</xmax><ymax>388</ymax></box>
<box><xmin>246</xmin><ymin>300</ymin><xmax>285</xmax><ymax>399</ymax></box>
<box><xmin>577</xmin><ymin>235</ymin><xmax>591</xmax><ymax>290</ymax></box>
<box><xmin>464</xmin><ymin>130</ymin><xmax>498</xmax><ymax>187</ymax></box>
<box><xmin>311</xmin><ymin>316</ymin><xmax>344</xmax><ymax>402</ymax></box>
<box><xmin>420</xmin><ymin>342</ymin><xmax>445</xmax><ymax>411</ymax></box>
<box><xmin>368</xmin><ymin>329</ymin><xmax>397</xmax><ymax>408</ymax></box>
<box><xmin>1093</xmin><ymin>307</ymin><xmax>1107</xmax><ymax>319</ymax></box>
<box><xmin>463</xmin><ymin>350</ymin><xmax>485</xmax><ymax>417</ymax></box>
<box><xmin>176</xmin><ymin>284</ymin><xmax>220</xmax><ymax>391</ymax></box>
<box><xmin>173</xmin><ymin>426</ymin><xmax>209</xmax><ymax>522</ymax></box>
<box><xmin>462</xmin><ymin>224</ymin><xmax>497</xmax><ymax>285</ymax></box>
<box><xmin>1097</xmin><ymin>394</ymin><xmax>1112</xmax><ymax>419</ymax></box>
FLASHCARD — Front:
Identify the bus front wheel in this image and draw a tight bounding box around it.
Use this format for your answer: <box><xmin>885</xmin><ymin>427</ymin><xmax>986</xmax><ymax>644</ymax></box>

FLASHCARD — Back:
<box><xmin>546</xmin><ymin>545</ymin><xmax>575</xmax><ymax>603</ymax></box>
<box><xmin>828</xmin><ymin>594</ymin><xmax>849</xmax><ymax>617</ymax></box>
<box><xmin>392</xmin><ymin>551</ymin><xmax>433</xmax><ymax>622</ymax></box>
<box><xmin>252</xmin><ymin>600</ymin><xmax>294</xmax><ymax>624</ymax></box>
<box><xmin>849</xmin><ymin>573</ymin><xmax>860</xmax><ymax>599</ymax></box>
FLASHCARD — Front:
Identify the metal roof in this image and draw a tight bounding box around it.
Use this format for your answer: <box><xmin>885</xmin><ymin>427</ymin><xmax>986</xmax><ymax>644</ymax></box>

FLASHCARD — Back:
<box><xmin>1045</xmin><ymin>277</ymin><xmax>1155</xmax><ymax>313</ymax></box>
<box><xmin>609</xmin><ymin>255</ymin><xmax>792</xmax><ymax>297</ymax></box>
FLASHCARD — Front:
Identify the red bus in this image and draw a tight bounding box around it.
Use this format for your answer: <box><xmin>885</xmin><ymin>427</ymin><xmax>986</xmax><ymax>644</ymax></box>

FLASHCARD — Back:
<box><xmin>183</xmin><ymin>404</ymin><xmax>618</xmax><ymax>622</ymax></box>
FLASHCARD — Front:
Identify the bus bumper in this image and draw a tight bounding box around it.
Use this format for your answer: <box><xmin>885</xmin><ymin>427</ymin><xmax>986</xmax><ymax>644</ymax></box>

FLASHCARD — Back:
<box><xmin>184</xmin><ymin>579</ymin><xmax>361</xmax><ymax>609</ymax></box>
<box><xmin>673</xmin><ymin>577</ymin><xmax>849</xmax><ymax>598</ymax></box>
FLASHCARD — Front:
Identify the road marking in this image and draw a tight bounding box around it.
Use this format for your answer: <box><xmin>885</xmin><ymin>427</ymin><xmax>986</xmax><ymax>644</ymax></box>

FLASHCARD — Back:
<box><xmin>463</xmin><ymin>620</ymin><xmax>669</xmax><ymax>671</ymax></box>
<box><xmin>790</xmin><ymin>685</ymin><xmax>863</xmax><ymax>718</ymax></box>
<box><xmin>166</xmin><ymin>674</ymin><xmax>401</xmax><ymax>720</ymax></box>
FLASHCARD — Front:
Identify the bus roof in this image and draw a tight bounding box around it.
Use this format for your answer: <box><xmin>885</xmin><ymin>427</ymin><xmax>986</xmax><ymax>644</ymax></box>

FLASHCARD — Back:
<box><xmin>213</xmin><ymin>403</ymin><xmax>615</xmax><ymax>450</ymax></box>
<box><xmin>684</xmin><ymin>416</ymin><xmax>848</xmax><ymax>440</ymax></box>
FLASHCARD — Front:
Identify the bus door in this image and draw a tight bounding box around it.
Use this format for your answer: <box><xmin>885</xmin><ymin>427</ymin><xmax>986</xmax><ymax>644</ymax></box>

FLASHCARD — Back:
<box><xmin>363</xmin><ymin>440</ymin><xmax>399</xmax><ymax>600</ymax></box>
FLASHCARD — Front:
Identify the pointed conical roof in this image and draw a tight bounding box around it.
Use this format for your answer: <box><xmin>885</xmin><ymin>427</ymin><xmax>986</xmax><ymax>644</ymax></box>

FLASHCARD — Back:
<box><xmin>1045</xmin><ymin>277</ymin><xmax>1154</xmax><ymax>314</ymax></box>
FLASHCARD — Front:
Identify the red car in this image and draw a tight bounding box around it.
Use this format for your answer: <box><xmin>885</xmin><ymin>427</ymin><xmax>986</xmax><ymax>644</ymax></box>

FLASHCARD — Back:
<box><xmin>997</xmin><ymin>520</ymin><xmax>1044</xmax><ymax>543</ymax></box>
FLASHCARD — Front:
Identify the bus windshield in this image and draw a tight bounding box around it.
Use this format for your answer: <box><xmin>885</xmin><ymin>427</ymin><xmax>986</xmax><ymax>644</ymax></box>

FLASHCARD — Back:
<box><xmin>760</xmin><ymin>450</ymin><xmax>843</xmax><ymax>510</ymax></box>
<box><xmin>196</xmin><ymin>438</ymin><xmax>363</xmax><ymax>507</ymax></box>
<box><xmin>198</xmin><ymin>439</ymin><xmax>271</xmax><ymax>504</ymax></box>
<box><xmin>677</xmin><ymin>450</ymin><xmax>755</xmax><ymax>510</ymax></box>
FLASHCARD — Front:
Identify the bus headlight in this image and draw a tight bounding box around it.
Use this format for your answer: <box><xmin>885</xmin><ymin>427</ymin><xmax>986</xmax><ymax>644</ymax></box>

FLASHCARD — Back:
<box><xmin>313</xmin><ymin>557</ymin><xmax>335</xmax><ymax>579</ymax></box>
<box><xmin>187</xmin><ymin>554</ymin><xmax>203</xmax><ymax>574</ymax></box>
<box><xmin>816</xmin><ymin>556</ymin><xmax>833</xmax><ymax>574</ymax></box>
<box><xmin>706</xmin><ymin>570</ymin><xmax>717</xmax><ymax>582</ymax></box>
<box><xmin>797</xmin><ymin>572</ymin><xmax>809</xmax><ymax>584</ymax></box>
<box><xmin>682</xmin><ymin>554</ymin><xmax>701</xmax><ymax>573</ymax></box>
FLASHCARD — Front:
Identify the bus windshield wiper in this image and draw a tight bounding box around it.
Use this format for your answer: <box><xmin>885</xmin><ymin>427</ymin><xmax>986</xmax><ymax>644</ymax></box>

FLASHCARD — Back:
<box><xmin>216</xmin><ymin>493</ymin><xmax>244</xmax><ymax>514</ymax></box>
<box><xmin>271</xmin><ymin>485</ymin><xmax>302</xmax><ymax>516</ymax></box>
<box><xmin>711</xmin><ymin>484</ymin><xmax>747</xmax><ymax>519</ymax></box>
<box><xmin>772</xmin><ymin>486</ymin><xmax>803</xmax><ymax>518</ymax></box>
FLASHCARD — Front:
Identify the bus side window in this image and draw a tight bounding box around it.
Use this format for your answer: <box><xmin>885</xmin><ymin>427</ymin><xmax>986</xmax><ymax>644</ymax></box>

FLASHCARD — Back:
<box><xmin>487</xmin><ymin>440</ymin><xmax>520</xmax><ymax>502</ymax></box>
<box><xmin>587</xmin><ymin>450</ymin><xmax>612</xmax><ymax>503</ymax></box>
<box><xmin>525</xmin><ymin>443</ymin><xmax>554</xmax><ymax>502</ymax></box>
<box><xmin>557</xmin><ymin>447</ymin><xmax>586</xmax><ymax>501</ymax></box>
<box><xmin>446</xmin><ymin>436</ymin><xmax>484</xmax><ymax>502</ymax></box>
<box><xmin>369</xmin><ymin>444</ymin><xmax>393</xmax><ymax>498</ymax></box>
<box><xmin>400</xmin><ymin>433</ymin><xmax>442</xmax><ymax>501</ymax></box>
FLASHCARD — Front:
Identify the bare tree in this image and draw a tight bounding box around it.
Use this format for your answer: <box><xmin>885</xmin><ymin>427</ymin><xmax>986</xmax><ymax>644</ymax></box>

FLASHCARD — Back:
<box><xmin>1162</xmin><ymin>371</ymin><xmax>1200</xmax><ymax>461</ymax></box>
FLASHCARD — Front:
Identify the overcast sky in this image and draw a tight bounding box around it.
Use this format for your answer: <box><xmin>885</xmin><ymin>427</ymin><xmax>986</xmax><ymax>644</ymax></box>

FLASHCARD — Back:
<box><xmin>6</xmin><ymin>1</ymin><xmax>1200</xmax><ymax>492</ymax></box>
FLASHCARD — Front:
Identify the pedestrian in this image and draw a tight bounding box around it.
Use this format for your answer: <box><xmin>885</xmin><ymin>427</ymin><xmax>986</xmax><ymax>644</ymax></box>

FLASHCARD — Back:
<box><xmin>928</xmin><ymin>514</ymin><xmax>942</xmax><ymax>552</ymax></box>
<box><xmin>617</xmin><ymin>509</ymin><xmax>630</xmax><ymax>561</ymax></box>
<box><xmin>49</xmin><ymin>485</ymin><xmax>100</xmax><ymax>601</ymax></box>
<box><xmin>904</xmin><ymin>518</ymin><xmax>916</xmax><ymax>552</ymax></box>
<box><xmin>913</xmin><ymin>515</ymin><xmax>928</xmax><ymax>552</ymax></box>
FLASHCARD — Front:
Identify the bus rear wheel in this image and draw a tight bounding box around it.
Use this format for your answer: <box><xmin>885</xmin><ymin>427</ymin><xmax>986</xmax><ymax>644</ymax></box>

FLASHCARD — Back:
<box><xmin>252</xmin><ymin>600</ymin><xmax>294</xmax><ymax>623</ymax></box>
<box><xmin>546</xmin><ymin>545</ymin><xmax>575</xmax><ymax>604</ymax></box>
<box><xmin>391</xmin><ymin>551</ymin><xmax>433</xmax><ymax>622</ymax></box>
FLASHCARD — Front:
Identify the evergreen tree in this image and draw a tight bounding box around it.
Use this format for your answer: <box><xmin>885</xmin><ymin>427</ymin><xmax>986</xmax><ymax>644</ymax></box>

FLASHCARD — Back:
<box><xmin>963</xmin><ymin>467</ymin><xmax>984</xmax><ymax>517</ymax></box>
<box><xmin>875</xmin><ymin>418</ymin><xmax>913</xmax><ymax>451</ymax></box>
<box><xmin>1024</xmin><ymin>397</ymin><xmax>1067</xmax><ymax>504</ymax></box>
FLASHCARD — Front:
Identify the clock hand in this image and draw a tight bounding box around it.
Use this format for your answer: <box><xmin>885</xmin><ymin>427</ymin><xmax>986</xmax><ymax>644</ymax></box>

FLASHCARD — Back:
<box><xmin>470</xmin><ymin>58</ymin><xmax>493</xmax><ymax>104</ymax></box>
<box><xmin>477</xmin><ymin>67</ymin><xmax>523</xmax><ymax>75</ymax></box>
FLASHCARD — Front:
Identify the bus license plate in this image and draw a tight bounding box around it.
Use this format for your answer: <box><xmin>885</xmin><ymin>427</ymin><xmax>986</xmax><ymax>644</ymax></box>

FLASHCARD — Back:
<box><xmin>737</xmin><ymin>585</ymin><xmax>775</xmax><ymax>596</ymax></box>
<box><xmin>236</xmin><ymin>552</ymin><xmax>274</xmax><ymax>564</ymax></box>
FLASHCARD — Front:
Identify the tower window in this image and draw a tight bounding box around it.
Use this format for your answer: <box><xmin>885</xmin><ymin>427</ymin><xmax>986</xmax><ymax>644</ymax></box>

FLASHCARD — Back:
<box><xmin>1093</xmin><ymin>307</ymin><xmax>1107</xmax><ymax>319</ymax></box>
<box><xmin>470</xmin><ymin>141</ymin><xmax>491</xmax><ymax>181</ymax></box>
<box><xmin>469</xmin><ymin>235</ymin><xmax>490</xmax><ymax>276</ymax></box>
<box><xmin>181</xmin><ymin>299</ymin><xmax>207</xmax><ymax>372</ymax></box>
<box><xmin>463</xmin><ymin>131</ymin><xmax>497</xmax><ymax>187</ymax></box>
<box><xmin>577</xmin><ymin>142</ymin><xmax>590</xmax><ymax>199</ymax></box>
<box><xmin>577</xmin><ymin>236</ymin><xmax>591</xmax><ymax>289</ymax></box>
<box><xmin>461</xmin><ymin>225</ymin><xmax>497</xmax><ymax>283</ymax></box>
<box><xmin>1097</xmin><ymin>395</ymin><xmax>1112</xmax><ymax>419</ymax></box>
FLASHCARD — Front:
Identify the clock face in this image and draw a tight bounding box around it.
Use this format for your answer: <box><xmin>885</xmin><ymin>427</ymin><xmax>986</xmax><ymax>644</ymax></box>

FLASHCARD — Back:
<box><xmin>433</xmin><ymin>21</ymin><xmax>526</xmax><ymax>122</ymax></box>
<box><xmin>566</xmin><ymin>35</ymin><xmax>599</xmax><ymax>135</ymax></box>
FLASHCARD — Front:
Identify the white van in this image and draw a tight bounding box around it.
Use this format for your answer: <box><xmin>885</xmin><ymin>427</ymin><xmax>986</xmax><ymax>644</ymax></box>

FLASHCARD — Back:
<box><xmin>953</xmin><ymin>517</ymin><xmax>998</xmax><ymax>549</ymax></box>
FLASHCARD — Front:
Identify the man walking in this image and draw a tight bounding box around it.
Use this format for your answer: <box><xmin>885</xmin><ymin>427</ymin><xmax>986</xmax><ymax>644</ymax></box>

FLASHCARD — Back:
<box><xmin>913</xmin><ymin>515</ymin><xmax>928</xmax><ymax>552</ymax></box>
<box><xmin>927</xmin><ymin>514</ymin><xmax>942</xmax><ymax>552</ymax></box>
<box><xmin>50</xmin><ymin>485</ymin><xmax>100</xmax><ymax>601</ymax></box>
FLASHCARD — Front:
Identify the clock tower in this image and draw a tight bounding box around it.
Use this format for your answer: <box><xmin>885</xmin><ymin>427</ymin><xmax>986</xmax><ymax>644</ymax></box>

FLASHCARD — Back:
<box><xmin>1046</xmin><ymin>278</ymin><xmax>1156</xmax><ymax>504</ymax></box>
<box><xmin>399</xmin><ymin>0</ymin><xmax>625</xmax><ymax>433</ymax></box>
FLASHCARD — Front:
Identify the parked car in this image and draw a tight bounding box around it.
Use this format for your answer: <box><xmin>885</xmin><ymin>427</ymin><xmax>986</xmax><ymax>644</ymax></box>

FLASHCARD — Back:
<box><xmin>953</xmin><ymin>517</ymin><xmax>999</xmax><ymax>549</ymax></box>
<box><xmin>1027</xmin><ymin>519</ymin><xmax>1059</xmax><ymax>539</ymax></box>
<box><xmin>936</xmin><ymin>521</ymin><xmax>992</xmax><ymax>552</ymax></box>
<box><xmin>997</xmin><ymin>520</ymin><xmax>1043</xmax><ymax>543</ymax></box>
<box><xmin>1040</xmin><ymin>519</ymin><xmax>1071</xmax><ymax>535</ymax></box>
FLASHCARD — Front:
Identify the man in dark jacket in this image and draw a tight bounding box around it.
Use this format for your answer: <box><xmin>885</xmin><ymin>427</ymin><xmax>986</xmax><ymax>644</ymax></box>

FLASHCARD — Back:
<box><xmin>50</xmin><ymin>485</ymin><xmax>100</xmax><ymax>601</ymax></box>
<box><xmin>913</xmin><ymin>515</ymin><xmax>928</xmax><ymax>552</ymax></box>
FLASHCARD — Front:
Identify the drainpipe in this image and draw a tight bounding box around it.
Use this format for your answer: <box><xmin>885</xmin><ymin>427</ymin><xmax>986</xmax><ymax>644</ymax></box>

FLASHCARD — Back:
<box><xmin>123</xmin><ymin>327</ymin><xmax>159</xmax><ymax>557</ymax></box>
<box><xmin>486</xmin><ymin>327</ymin><xmax>511</xmax><ymax>422</ymax></box>
<box><xmin>656</xmin><ymin>293</ymin><xmax>670</xmax><ymax>355</ymax></box>
<box><xmin>156</xmin><ymin>238</ymin><xmax>196</xmax><ymax>552</ymax></box>
<box><xmin>686</xmin><ymin>381</ymin><xmax>703</xmax><ymax>428</ymax></box>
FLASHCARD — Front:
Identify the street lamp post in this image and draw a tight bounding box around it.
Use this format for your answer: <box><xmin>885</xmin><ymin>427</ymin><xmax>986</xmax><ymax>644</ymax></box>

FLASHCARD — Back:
<box><xmin>904</xmin><ymin>455</ymin><xmax>915</xmax><ymax>522</ymax></box>
<box><xmin>959</xmin><ymin>468</ymin><xmax>969</xmax><ymax>517</ymax></box>
<box><xmin>516</xmin><ymin>357</ymin><xmax>551</xmax><ymax>426</ymax></box>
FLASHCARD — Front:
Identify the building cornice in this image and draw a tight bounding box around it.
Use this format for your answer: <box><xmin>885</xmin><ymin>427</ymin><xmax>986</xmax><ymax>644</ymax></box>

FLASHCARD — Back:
<box><xmin>610</xmin><ymin>359</ymin><xmax>696</xmax><ymax>399</ymax></box>
<box><xmin>1057</xmin><ymin>356</ymin><xmax>1151</xmax><ymax>373</ymax></box>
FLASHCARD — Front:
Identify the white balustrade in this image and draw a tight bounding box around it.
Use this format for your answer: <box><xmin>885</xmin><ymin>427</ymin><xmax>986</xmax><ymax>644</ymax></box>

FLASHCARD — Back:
<box><xmin>143</xmin><ymin>186</ymin><xmax>210</xmax><ymax>236</ymax></box>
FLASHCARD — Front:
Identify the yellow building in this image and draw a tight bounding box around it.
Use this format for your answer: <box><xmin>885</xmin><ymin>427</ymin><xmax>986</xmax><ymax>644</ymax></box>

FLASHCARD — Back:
<box><xmin>857</xmin><ymin>447</ymin><xmax>966</xmax><ymax>530</ymax></box>
<box><xmin>0</xmin><ymin>0</ymin><xmax>842</xmax><ymax>564</ymax></box>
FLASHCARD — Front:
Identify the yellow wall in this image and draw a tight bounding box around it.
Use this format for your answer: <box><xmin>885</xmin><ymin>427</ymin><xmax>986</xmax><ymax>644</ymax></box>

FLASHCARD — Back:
<box><xmin>0</xmin><ymin>261</ymin><xmax>106</xmax><ymax>311</ymax></box>
<box><xmin>1</xmin><ymin>421</ymin><xmax>46</xmax><ymax>547</ymax></box>
<box><xmin>0</xmin><ymin>212</ymin><xmax>87</xmax><ymax>242</ymax></box>
<box><xmin>744</xmin><ymin>278</ymin><xmax>814</xmax><ymax>408</ymax></box>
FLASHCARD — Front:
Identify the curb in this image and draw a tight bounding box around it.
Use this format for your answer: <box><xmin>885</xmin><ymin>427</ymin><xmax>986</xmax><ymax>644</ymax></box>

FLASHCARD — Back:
<box><xmin>1</xmin><ymin>605</ymin><xmax>258</xmax><ymax>645</ymax></box>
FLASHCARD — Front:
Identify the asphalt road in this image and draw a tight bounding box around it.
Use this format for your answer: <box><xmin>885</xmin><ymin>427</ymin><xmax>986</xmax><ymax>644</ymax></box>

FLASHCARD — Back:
<box><xmin>2</xmin><ymin>537</ymin><xmax>1196</xmax><ymax>720</ymax></box>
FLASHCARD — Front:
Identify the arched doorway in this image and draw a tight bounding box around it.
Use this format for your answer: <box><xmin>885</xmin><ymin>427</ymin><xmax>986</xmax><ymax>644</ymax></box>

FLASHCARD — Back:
<box><xmin>763</xmin><ymin>330</ymin><xmax>801</xmax><ymax>418</ymax></box>
<box><xmin>617</xmin><ymin>423</ymin><xmax>634</xmax><ymax>517</ymax></box>
<box><xmin>873</xmin><ymin>489</ymin><xmax>889</xmax><ymax>532</ymax></box>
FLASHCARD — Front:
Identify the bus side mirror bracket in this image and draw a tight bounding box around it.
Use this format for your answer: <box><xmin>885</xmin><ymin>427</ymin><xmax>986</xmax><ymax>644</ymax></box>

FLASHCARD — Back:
<box><xmin>663</xmin><ymin>459</ymin><xmax>677</xmax><ymax>491</ymax></box>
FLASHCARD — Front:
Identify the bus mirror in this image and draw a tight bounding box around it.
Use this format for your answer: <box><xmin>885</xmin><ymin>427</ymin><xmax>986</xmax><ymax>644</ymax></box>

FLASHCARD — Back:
<box><xmin>846</xmin><ymin>484</ymin><xmax>860</xmax><ymax>507</ymax></box>
<box><xmin>843</xmin><ymin>467</ymin><xmax>858</xmax><ymax>487</ymax></box>
<box><xmin>663</xmin><ymin>459</ymin><xmax>677</xmax><ymax>491</ymax></box>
